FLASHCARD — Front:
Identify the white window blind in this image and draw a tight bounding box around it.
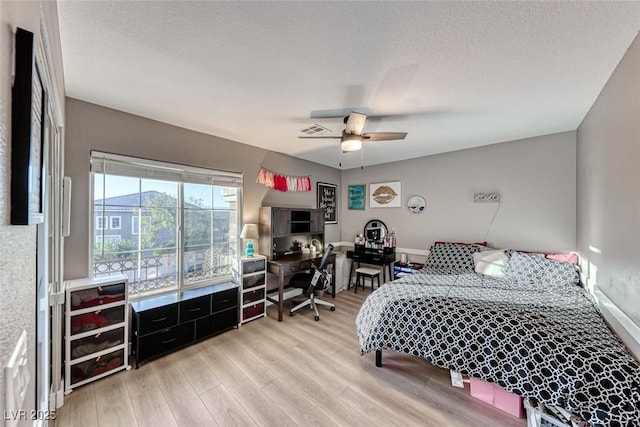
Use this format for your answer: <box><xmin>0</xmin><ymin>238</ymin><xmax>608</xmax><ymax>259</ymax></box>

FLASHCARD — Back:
<box><xmin>90</xmin><ymin>151</ymin><xmax>243</xmax><ymax>187</ymax></box>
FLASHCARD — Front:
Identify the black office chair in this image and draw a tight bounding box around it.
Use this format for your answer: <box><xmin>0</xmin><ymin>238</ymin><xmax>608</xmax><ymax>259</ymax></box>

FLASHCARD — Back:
<box><xmin>289</xmin><ymin>244</ymin><xmax>336</xmax><ymax>321</ymax></box>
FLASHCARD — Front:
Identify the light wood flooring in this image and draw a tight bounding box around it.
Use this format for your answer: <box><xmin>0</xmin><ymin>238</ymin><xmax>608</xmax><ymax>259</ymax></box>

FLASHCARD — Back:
<box><xmin>55</xmin><ymin>289</ymin><xmax>527</xmax><ymax>427</ymax></box>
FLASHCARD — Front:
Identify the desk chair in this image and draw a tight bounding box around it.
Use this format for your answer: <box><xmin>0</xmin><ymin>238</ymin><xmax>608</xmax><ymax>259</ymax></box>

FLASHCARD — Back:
<box><xmin>289</xmin><ymin>244</ymin><xmax>336</xmax><ymax>321</ymax></box>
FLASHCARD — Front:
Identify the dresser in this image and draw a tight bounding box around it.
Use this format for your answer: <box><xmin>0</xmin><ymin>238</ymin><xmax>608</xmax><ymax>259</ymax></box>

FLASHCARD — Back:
<box><xmin>233</xmin><ymin>255</ymin><xmax>267</xmax><ymax>324</ymax></box>
<box><xmin>130</xmin><ymin>282</ymin><xmax>238</xmax><ymax>367</ymax></box>
<box><xmin>65</xmin><ymin>273</ymin><xmax>129</xmax><ymax>393</ymax></box>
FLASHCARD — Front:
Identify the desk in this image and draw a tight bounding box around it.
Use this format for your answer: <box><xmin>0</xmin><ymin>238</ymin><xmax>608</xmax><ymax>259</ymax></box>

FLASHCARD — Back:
<box><xmin>346</xmin><ymin>249</ymin><xmax>395</xmax><ymax>288</ymax></box>
<box><xmin>267</xmin><ymin>252</ymin><xmax>336</xmax><ymax>321</ymax></box>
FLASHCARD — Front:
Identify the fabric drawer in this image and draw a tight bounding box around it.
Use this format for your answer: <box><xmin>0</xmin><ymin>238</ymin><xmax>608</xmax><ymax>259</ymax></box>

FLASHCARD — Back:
<box><xmin>138</xmin><ymin>322</ymin><xmax>194</xmax><ymax>361</ymax></box>
<box><xmin>212</xmin><ymin>289</ymin><xmax>238</xmax><ymax>313</ymax></box>
<box><xmin>242</xmin><ymin>273</ymin><xmax>266</xmax><ymax>289</ymax></box>
<box><xmin>242</xmin><ymin>303</ymin><xmax>265</xmax><ymax>321</ymax></box>
<box><xmin>70</xmin><ymin>282</ymin><xmax>126</xmax><ymax>310</ymax></box>
<box><xmin>70</xmin><ymin>348</ymin><xmax>125</xmax><ymax>386</ymax></box>
<box><xmin>70</xmin><ymin>327</ymin><xmax>124</xmax><ymax>360</ymax></box>
<box><xmin>243</xmin><ymin>288</ymin><xmax>265</xmax><ymax>304</ymax></box>
<box><xmin>137</xmin><ymin>304</ymin><xmax>179</xmax><ymax>335</ymax></box>
<box><xmin>242</xmin><ymin>258</ymin><xmax>266</xmax><ymax>274</ymax></box>
<box><xmin>70</xmin><ymin>305</ymin><xmax>125</xmax><ymax>336</ymax></box>
<box><xmin>195</xmin><ymin>308</ymin><xmax>238</xmax><ymax>339</ymax></box>
<box><xmin>179</xmin><ymin>295</ymin><xmax>210</xmax><ymax>323</ymax></box>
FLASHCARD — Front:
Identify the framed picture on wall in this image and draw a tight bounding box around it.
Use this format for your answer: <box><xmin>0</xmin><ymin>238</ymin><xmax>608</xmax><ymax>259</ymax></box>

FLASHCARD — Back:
<box><xmin>370</xmin><ymin>181</ymin><xmax>402</xmax><ymax>208</ymax></box>
<box><xmin>11</xmin><ymin>28</ymin><xmax>45</xmax><ymax>225</ymax></box>
<box><xmin>348</xmin><ymin>184</ymin><xmax>366</xmax><ymax>210</ymax></box>
<box><xmin>317</xmin><ymin>182</ymin><xmax>337</xmax><ymax>224</ymax></box>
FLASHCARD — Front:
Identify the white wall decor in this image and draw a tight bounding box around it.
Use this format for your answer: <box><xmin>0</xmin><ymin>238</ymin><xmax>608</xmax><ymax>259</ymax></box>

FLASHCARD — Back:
<box><xmin>370</xmin><ymin>181</ymin><xmax>402</xmax><ymax>208</ymax></box>
<box><xmin>407</xmin><ymin>195</ymin><xmax>426</xmax><ymax>213</ymax></box>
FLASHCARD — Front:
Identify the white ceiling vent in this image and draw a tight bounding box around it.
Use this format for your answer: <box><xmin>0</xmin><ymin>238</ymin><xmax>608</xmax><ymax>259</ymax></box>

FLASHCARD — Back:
<box><xmin>299</xmin><ymin>124</ymin><xmax>332</xmax><ymax>136</ymax></box>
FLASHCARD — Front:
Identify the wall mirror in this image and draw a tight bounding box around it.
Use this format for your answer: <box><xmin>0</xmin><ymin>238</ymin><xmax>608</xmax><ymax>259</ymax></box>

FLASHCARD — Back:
<box><xmin>363</xmin><ymin>219</ymin><xmax>387</xmax><ymax>243</ymax></box>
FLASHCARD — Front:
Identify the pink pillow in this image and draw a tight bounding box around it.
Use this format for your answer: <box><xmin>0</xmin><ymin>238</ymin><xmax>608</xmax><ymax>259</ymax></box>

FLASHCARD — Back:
<box><xmin>545</xmin><ymin>253</ymin><xmax>578</xmax><ymax>264</ymax></box>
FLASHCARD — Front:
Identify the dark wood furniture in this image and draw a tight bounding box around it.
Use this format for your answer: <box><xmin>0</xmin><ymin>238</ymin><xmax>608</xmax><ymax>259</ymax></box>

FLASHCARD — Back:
<box><xmin>267</xmin><ymin>252</ymin><xmax>336</xmax><ymax>321</ymax></box>
<box><xmin>346</xmin><ymin>247</ymin><xmax>396</xmax><ymax>288</ymax></box>
<box><xmin>258</xmin><ymin>207</ymin><xmax>326</xmax><ymax>259</ymax></box>
<box><xmin>130</xmin><ymin>282</ymin><xmax>238</xmax><ymax>367</ymax></box>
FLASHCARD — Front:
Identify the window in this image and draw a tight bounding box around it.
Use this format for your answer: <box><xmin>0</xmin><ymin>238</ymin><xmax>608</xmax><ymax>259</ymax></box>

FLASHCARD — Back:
<box><xmin>131</xmin><ymin>216</ymin><xmax>139</xmax><ymax>235</ymax></box>
<box><xmin>96</xmin><ymin>235</ymin><xmax>121</xmax><ymax>244</ymax></box>
<box><xmin>91</xmin><ymin>151</ymin><xmax>242</xmax><ymax>298</ymax></box>
<box><xmin>110</xmin><ymin>216</ymin><xmax>121</xmax><ymax>230</ymax></box>
<box><xmin>96</xmin><ymin>216</ymin><xmax>106</xmax><ymax>230</ymax></box>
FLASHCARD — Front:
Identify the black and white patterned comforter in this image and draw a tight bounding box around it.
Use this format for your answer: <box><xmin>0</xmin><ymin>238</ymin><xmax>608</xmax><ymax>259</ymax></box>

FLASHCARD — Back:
<box><xmin>355</xmin><ymin>268</ymin><xmax>640</xmax><ymax>427</ymax></box>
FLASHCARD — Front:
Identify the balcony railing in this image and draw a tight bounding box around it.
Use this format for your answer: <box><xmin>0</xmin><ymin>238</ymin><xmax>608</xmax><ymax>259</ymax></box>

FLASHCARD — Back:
<box><xmin>93</xmin><ymin>245</ymin><xmax>234</xmax><ymax>295</ymax></box>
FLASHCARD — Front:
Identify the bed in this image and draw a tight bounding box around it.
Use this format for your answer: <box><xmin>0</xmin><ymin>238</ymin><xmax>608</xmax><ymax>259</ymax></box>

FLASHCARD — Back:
<box><xmin>355</xmin><ymin>243</ymin><xmax>640</xmax><ymax>427</ymax></box>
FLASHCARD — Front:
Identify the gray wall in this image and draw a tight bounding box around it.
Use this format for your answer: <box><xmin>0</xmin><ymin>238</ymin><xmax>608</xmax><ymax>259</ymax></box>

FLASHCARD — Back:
<box><xmin>64</xmin><ymin>99</ymin><xmax>341</xmax><ymax>279</ymax></box>
<box><xmin>577</xmin><ymin>32</ymin><xmax>640</xmax><ymax>326</ymax></box>
<box><xmin>0</xmin><ymin>0</ymin><xmax>65</xmax><ymax>420</ymax></box>
<box><xmin>341</xmin><ymin>131</ymin><xmax>577</xmax><ymax>261</ymax></box>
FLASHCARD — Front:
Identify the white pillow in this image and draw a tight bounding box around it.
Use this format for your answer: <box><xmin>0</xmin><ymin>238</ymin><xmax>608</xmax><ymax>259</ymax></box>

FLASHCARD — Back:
<box><xmin>474</xmin><ymin>249</ymin><xmax>508</xmax><ymax>277</ymax></box>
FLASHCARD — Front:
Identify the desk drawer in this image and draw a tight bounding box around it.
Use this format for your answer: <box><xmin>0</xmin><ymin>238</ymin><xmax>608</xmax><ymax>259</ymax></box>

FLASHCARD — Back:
<box><xmin>138</xmin><ymin>323</ymin><xmax>193</xmax><ymax>361</ymax></box>
<box><xmin>138</xmin><ymin>304</ymin><xmax>179</xmax><ymax>335</ymax></box>
<box><xmin>179</xmin><ymin>295</ymin><xmax>210</xmax><ymax>323</ymax></box>
<box><xmin>282</xmin><ymin>263</ymin><xmax>303</xmax><ymax>274</ymax></box>
<box><xmin>212</xmin><ymin>289</ymin><xmax>238</xmax><ymax>312</ymax></box>
<box><xmin>280</xmin><ymin>260</ymin><xmax>313</xmax><ymax>274</ymax></box>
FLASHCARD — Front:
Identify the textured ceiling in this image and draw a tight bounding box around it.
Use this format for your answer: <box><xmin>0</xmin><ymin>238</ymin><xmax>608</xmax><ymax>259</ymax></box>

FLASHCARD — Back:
<box><xmin>58</xmin><ymin>1</ymin><xmax>640</xmax><ymax>170</ymax></box>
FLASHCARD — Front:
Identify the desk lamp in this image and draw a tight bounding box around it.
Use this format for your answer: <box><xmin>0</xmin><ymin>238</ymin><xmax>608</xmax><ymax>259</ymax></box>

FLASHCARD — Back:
<box><xmin>240</xmin><ymin>224</ymin><xmax>259</xmax><ymax>257</ymax></box>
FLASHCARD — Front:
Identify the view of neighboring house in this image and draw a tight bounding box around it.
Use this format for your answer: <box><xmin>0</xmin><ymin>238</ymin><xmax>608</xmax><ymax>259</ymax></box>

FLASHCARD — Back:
<box><xmin>94</xmin><ymin>190</ymin><xmax>231</xmax><ymax>253</ymax></box>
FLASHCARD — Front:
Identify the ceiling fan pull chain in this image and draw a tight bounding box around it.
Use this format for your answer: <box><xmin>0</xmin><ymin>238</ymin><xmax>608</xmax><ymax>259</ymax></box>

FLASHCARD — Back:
<box><xmin>361</xmin><ymin>148</ymin><xmax>364</xmax><ymax>170</ymax></box>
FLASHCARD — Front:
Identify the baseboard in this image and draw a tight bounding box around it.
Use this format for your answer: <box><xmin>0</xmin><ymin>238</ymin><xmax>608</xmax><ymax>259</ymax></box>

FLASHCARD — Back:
<box><xmin>593</xmin><ymin>287</ymin><xmax>640</xmax><ymax>360</ymax></box>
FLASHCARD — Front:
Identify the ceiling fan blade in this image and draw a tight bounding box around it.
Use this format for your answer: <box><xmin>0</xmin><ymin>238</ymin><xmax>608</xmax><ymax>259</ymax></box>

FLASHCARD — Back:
<box><xmin>362</xmin><ymin>132</ymin><xmax>408</xmax><ymax>141</ymax></box>
<box><xmin>298</xmin><ymin>136</ymin><xmax>341</xmax><ymax>139</ymax></box>
<box><xmin>345</xmin><ymin>112</ymin><xmax>367</xmax><ymax>135</ymax></box>
<box><xmin>310</xmin><ymin>108</ymin><xmax>359</xmax><ymax>119</ymax></box>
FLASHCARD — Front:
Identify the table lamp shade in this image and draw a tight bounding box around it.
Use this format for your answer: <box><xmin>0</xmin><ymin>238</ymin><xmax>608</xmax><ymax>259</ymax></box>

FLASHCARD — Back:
<box><xmin>240</xmin><ymin>224</ymin><xmax>259</xmax><ymax>256</ymax></box>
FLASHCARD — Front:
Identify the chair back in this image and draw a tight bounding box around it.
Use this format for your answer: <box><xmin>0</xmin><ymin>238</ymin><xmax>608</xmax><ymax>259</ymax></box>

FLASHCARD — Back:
<box><xmin>309</xmin><ymin>244</ymin><xmax>334</xmax><ymax>292</ymax></box>
<box><xmin>316</xmin><ymin>244</ymin><xmax>334</xmax><ymax>270</ymax></box>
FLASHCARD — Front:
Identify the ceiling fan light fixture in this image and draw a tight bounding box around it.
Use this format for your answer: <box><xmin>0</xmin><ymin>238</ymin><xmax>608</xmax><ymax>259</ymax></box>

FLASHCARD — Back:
<box><xmin>341</xmin><ymin>138</ymin><xmax>362</xmax><ymax>152</ymax></box>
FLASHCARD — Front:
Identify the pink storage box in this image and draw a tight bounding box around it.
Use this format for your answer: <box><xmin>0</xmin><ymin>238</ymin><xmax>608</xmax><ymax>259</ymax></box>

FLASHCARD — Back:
<box><xmin>469</xmin><ymin>378</ymin><xmax>524</xmax><ymax>418</ymax></box>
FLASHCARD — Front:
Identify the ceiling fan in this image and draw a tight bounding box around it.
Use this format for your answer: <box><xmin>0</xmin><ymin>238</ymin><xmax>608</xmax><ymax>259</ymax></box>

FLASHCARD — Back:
<box><xmin>299</xmin><ymin>111</ymin><xmax>407</xmax><ymax>152</ymax></box>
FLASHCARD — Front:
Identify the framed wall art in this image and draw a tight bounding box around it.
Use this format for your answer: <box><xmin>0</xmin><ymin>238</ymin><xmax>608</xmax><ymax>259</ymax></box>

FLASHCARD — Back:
<box><xmin>370</xmin><ymin>181</ymin><xmax>401</xmax><ymax>208</ymax></box>
<box><xmin>317</xmin><ymin>182</ymin><xmax>337</xmax><ymax>224</ymax></box>
<box><xmin>348</xmin><ymin>184</ymin><xmax>366</xmax><ymax>210</ymax></box>
<box><xmin>11</xmin><ymin>28</ymin><xmax>45</xmax><ymax>225</ymax></box>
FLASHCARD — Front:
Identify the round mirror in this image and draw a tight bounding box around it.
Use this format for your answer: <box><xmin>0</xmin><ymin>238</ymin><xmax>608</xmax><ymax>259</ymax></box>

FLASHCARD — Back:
<box><xmin>363</xmin><ymin>219</ymin><xmax>388</xmax><ymax>242</ymax></box>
